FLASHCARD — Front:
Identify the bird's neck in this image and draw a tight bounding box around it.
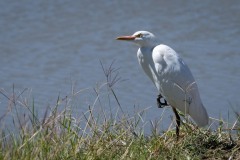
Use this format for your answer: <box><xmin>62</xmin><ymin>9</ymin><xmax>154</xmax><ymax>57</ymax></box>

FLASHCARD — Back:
<box><xmin>139</xmin><ymin>46</ymin><xmax>155</xmax><ymax>55</ymax></box>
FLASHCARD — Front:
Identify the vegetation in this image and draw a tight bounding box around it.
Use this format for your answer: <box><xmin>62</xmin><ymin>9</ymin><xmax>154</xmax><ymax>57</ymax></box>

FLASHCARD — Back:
<box><xmin>0</xmin><ymin>63</ymin><xmax>239</xmax><ymax>159</ymax></box>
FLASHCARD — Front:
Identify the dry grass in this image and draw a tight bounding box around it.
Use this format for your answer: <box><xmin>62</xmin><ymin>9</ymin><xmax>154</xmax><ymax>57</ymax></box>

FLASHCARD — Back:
<box><xmin>0</xmin><ymin>62</ymin><xmax>239</xmax><ymax>160</ymax></box>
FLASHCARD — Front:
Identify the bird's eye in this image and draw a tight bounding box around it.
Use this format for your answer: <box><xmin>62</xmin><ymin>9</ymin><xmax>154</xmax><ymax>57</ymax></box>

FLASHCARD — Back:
<box><xmin>136</xmin><ymin>33</ymin><xmax>143</xmax><ymax>38</ymax></box>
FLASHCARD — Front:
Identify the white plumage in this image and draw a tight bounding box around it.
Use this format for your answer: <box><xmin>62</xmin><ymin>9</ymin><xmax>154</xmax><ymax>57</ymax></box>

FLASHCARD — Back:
<box><xmin>117</xmin><ymin>31</ymin><xmax>209</xmax><ymax>128</ymax></box>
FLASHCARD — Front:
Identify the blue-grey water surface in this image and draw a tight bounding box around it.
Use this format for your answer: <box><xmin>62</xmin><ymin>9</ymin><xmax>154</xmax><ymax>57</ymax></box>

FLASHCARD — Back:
<box><xmin>0</xmin><ymin>1</ymin><xmax>240</xmax><ymax>131</ymax></box>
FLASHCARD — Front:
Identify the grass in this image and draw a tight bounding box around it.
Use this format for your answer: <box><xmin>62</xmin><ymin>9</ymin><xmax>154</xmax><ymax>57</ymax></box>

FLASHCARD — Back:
<box><xmin>0</xmin><ymin>63</ymin><xmax>239</xmax><ymax>160</ymax></box>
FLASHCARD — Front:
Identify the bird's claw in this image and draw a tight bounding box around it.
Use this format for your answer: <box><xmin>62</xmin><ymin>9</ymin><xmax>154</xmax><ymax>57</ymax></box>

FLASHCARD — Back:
<box><xmin>157</xmin><ymin>94</ymin><xmax>168</xmax><ymax>108</ymax></box>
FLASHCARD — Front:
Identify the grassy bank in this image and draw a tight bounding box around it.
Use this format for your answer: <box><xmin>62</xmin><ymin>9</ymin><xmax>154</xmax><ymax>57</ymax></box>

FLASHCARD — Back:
<box><xmin>0</xmin><ymin>90</ymin><xmax>239</xmax><ymax>160</ymax></box>
<box><xmin>0</xmin><ymin>95</ymin><xmax>239</xmax><ymax>160</ymax></box>
<box><xmin>0</xmin><ymin>64</ymin><xmax>239</xmax><ymax>159</ymax></box>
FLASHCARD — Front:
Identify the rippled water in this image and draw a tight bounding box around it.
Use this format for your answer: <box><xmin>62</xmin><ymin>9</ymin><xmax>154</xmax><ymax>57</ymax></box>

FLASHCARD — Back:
<box><xmin>0</xmin><ymin>1</ymin><xmax>240</xmax><ymax>130</ymax></box>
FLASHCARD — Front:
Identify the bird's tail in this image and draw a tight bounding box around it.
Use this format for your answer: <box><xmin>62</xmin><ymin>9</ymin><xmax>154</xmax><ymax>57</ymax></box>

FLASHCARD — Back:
<box><xmin>189</xmin><ymin>103</ymin><xmax>209</xmax><ymax>127</ymax></box>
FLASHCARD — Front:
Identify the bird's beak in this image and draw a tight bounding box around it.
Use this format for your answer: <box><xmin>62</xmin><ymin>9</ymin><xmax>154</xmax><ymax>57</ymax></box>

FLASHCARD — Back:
<box><xmin>116</xmin><ymin>35</ymin><xmax>136</xmax><ymax>41</ymax></box>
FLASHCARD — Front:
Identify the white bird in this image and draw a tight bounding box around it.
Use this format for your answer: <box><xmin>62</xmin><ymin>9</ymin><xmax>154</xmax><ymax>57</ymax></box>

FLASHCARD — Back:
<box><xmin>116</xmin><ymin>31</ymin><xmax>209</xmax><ymax>138</ymax></box>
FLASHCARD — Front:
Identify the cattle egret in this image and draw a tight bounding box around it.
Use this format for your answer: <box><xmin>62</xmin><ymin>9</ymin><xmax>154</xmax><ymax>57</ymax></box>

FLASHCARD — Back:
<box><xmin>116</xmin><ymin>31</ymin><xmax>209</xmax><ymax>138</ymax></box>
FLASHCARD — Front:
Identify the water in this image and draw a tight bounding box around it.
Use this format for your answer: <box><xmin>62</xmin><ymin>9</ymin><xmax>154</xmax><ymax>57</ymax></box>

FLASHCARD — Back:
<box><xmin>0</xmin><ymin>1</ymin><xmax>240</xmax><ymax>130</ymax></box>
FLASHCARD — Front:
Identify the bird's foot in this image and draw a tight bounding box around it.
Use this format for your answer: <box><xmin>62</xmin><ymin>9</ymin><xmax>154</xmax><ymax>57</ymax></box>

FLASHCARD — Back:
<box><xmin>157</xmin><ymin>94</ymin><xmax>168</xmax><ymax>108</ymax></box>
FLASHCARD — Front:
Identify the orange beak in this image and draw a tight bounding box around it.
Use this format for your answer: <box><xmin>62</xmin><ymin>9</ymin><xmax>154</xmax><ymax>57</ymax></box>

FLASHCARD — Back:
<box><xmin>116</xmin><ymin>35</ymin><xmax>136</xmax><ymax>41</ymax></box>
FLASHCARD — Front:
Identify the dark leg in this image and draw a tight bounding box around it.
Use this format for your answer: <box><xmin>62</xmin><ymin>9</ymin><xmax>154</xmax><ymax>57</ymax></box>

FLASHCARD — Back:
<box><xmin>172</xmin><ymin>107</ymin><xmax>180</xmax><ymax>140</ymax></box>
<box><xmin>157</xmin><ymin>94</ymin><xmax>168</xmax><ymax>108</ymax></box>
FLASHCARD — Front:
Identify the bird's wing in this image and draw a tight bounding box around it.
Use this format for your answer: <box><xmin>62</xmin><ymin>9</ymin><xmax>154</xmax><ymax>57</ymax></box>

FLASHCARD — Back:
<box><xmin>152</xmin><ymin>44</ymin><xmax>194</xmax><ymax>95</ymax></box>
<box><xmin>152</xmin><ymin>44</ymin><xmax>209</xmax><ymax>126</ymax></box>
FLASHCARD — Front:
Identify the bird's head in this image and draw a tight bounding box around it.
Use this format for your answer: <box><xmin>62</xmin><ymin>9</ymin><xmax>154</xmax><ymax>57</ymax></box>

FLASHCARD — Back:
<box><xmin>116</xmin><ymin>31</ymin><xmax>157</xmax><ymax>47</ymax></box>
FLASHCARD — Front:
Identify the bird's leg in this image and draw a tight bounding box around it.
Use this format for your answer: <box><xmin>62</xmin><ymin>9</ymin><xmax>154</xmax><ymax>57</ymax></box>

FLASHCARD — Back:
<box><xmin>172</xmin><ymin>107</ymin><xmax>180</xmax><ymax>140</ymax></box>
<box><xmin>157</xmin><ymin>94</ymin><xmax>168</xmax><ymax>108</ymax></box>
